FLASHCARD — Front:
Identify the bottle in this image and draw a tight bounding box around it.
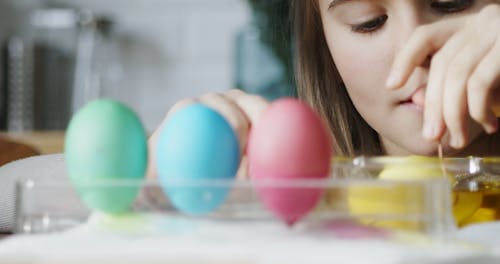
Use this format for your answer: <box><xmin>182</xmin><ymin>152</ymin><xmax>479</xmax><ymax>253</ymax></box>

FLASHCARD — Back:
<box><xmin>4</xmin><ymin>6</ymin><xmax>119</xmax><ymax>131</ymax></box>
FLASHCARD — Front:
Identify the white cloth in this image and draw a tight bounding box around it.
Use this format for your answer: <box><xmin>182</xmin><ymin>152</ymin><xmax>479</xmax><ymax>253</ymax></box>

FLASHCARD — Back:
<box><xmin>1</xmin><ymin>213</ymin><xmax>500</xmax><ymax>264</ymax></box>
<box><xmin>457</xmin><ymin>222</ymin><xmax>500</xmax><ymax>247</ymax></box>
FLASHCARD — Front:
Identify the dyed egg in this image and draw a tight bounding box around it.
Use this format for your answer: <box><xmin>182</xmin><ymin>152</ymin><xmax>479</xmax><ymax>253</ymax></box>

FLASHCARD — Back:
<box><xmin>247</xmin><ymin>98</ymin><xmax>332</xmax><ymax>225</ymax></box>
<box><xmin>378</xmin><ymin>156</ymin><xmax>448</xmax><ymax>180</ymax></box>
<box><xmin>459</xmin><ymin>207</ymin><xmax>495</xmax><ymax>226</ymax></box>
<box><xmin>65</xmin><ymin>99</ymin><xmax>147</xmax><ymax>213</ymax></box>
<box><xmin>157</xmin><ymin>104</ymin><xmax>240</xmax><ymax>215</ymax></box>
<box><xmin>348</xmin><ymin>156</ymin><xmax>451</xmax><ymax>230</ymax></box>
<box><xmin>453</xmin><ymin>192</ymin><xmax>483</xmax><ymax>226</ymax></box>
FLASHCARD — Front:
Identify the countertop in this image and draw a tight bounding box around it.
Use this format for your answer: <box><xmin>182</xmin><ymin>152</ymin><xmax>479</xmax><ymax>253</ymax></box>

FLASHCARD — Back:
<box><xmin>0</xmin><ymin>131</ymin><xmax>65</xmax><ymax>154</ymax></box>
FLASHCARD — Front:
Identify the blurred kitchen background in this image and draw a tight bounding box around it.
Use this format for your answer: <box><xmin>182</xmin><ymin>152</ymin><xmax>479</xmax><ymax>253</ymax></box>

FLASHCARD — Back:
<box><xmin>0</xmin><ymin>0</ymin><xmax>295</xmax><ymax>140</ymax></box>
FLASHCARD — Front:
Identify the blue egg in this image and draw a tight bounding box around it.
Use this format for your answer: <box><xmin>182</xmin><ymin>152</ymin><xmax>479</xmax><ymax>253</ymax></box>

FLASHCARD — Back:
<box><xmin>157</xmin><ymin>104</ymin><xmax>240</xmax><ymax>215</ymax></box>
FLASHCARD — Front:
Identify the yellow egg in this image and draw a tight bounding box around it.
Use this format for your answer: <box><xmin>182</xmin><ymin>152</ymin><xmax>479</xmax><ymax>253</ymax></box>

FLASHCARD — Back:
<box><xmin>378</xmin><ymin>156</ymin><xmax>446</xmax><ymax>180</ymax></box>
<box><xmin>453</xmin><ymin>191</ymin><xmax>483</xmax><ymax>226</ymax></box>
<box><xmin>459</xmin><ymin>208</ymin><xmax>496</xmax><ymax>227</ymax></box>
<box><xmin>347</xmin><ymin>184</ymin><xmax>424</xmax><ymax>229</ymax></box>
<box><xmin>347</xmin><ymin>156</ymin><xmax>450</xmax><ymax>230</ymax></box>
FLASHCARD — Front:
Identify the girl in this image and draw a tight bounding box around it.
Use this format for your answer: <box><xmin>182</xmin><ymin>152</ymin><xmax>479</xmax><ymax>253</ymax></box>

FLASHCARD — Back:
<box><xmin>148</xmin><ymin>0</ymin><xmax>500</xmax><ymax>178</ymax></box>
<box><xmin>1</xmin><ymin>0</ymin><xmax>499</xmax><ymax>234</ymax></box>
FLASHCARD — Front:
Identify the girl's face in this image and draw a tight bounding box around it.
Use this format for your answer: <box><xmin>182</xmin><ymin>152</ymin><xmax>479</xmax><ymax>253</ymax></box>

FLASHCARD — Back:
<box><xmin>319</xmin><ymin>0</ymin><xmax>491</xmax><ymax>155</ymax></box>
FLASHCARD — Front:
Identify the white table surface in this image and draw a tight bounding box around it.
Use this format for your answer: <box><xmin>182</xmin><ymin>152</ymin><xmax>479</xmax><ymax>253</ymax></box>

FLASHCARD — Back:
<box><xmin>1</xmin><ymin>214</ymin><xmax>500</xmax><ymax>264</ymax></box>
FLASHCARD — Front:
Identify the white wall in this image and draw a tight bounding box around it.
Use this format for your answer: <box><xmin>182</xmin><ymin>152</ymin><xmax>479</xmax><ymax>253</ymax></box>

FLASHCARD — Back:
<box><xmin>2</xmin><ymin>0</ymin><xmax>251</xmax><ymax>132</ymax></box>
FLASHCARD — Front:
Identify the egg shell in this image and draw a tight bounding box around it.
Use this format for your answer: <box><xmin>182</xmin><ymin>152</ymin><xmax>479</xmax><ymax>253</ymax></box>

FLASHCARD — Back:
<box><xmin>65</xmin><ymin>99</ymin><xmax>147</xmax><ymax>214</ymax></box>
<box><xmin>157</xmin><ymin>104</ymin><xmax>240</xmax><ymax>215</ymax></box>
<box><xmin>248</xmin><ymin>98</ymin><xmax>332</xmax><ymax>225</ymax></box>
<box><xmin>348</xmin><ymin>156</ymin><xmax>454</xmax><ymax>230</ymax></box>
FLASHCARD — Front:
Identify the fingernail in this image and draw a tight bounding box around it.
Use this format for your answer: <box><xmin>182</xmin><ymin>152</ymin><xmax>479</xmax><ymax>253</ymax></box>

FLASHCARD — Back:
<box><xmin>451</xmin><ymin>137</ymin><xmax>463</xmax><ymax>149</ymax></box>
<box><xmin>485</xmin><ymin>118</ymin><xmax>499</xmax><ymax>134</ymax></box>
<box><xmin>386</xmin><ymin>71</ymin><xmax>400</xmax><ymax>89</ymax></box>
<box><xmin>422</xmin><ymin>123</ymin><xmax>436</xmax><ymax>139</ymax></box>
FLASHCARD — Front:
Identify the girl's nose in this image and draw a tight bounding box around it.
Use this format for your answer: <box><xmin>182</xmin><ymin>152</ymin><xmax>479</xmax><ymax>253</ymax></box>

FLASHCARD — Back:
<box><xmin>395</xmin><ymin>4</ymin><xmax>437</xmax><ymax>66</ymax></box>
<box><xmin>397</xmin><ymin>2</ymin><xmax>438</xmax><ymax>41</ymax></box>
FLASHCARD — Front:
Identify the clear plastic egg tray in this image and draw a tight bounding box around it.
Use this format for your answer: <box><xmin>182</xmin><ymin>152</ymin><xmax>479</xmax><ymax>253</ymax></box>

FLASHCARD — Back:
<box><xmin>16</xmin><ymin>156</ymin><xmax>500</xmax><ymax>239</ymax></box>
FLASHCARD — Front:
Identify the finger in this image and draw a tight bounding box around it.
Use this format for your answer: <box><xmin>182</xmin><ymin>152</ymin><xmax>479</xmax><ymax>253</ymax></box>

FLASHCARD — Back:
<box><xmin>236</xmin><ymin>156</ymin><xmax>249</xmax><ymax>179</ymax></box>
<box><xmin>468</xmin><ymin>40</ymin><xmax>500</xmax><ymax>134</ymax></box>
<box><xmin>423</xmin><ymin>31</ymin><xmax>469</xmax><ymax>141</ymax></box>
<box><xmin>443</xmin><ymin>32</ymin><xmax>496</xmax><ymax>148</ymax></box>
<box><xmin>226</xmin><ymin>89</ymin><xmax>269</xmax><ymax>125</ymax></box>
<box><xmin>198</xmin><ymin>92</ymin><xmax>251</xmax><ymax>155</ymax></box>
<box><xmin>226</xmin><ymin>88</ymin><xmax>247</xmax><ymax>98</ymax></box>
<box><xmin>442</xmin><ymin>58</ymin><xmax>470</xmax><ymax>149</ymax></box>
<box><xmin>387</xmin><ymin>19</ymin><xmax>461</xmax><ymax>90</ymax></box>
<box><xmin>150</xmin><ymin>97</ymin><xmax>197</xmax><ymax>143</ymax></box>
<box><xmin>146</xmin><ymin>97</ymin><xmax>197</xmax><ymax>180</ymax></box>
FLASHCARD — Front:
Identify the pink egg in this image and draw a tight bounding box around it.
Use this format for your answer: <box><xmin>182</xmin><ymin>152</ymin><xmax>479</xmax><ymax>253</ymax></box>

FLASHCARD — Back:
<box><xmin>247</xmin><ymin>98</ymin><xmax>333</xmax><ymax>225</ymax></box>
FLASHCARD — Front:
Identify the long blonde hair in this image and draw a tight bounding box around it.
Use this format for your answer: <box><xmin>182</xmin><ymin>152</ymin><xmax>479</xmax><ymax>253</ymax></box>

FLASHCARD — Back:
<box><xmin>292</xmin><ymin>0</ymin><xmax>382</xmax><ymax>156</ymax></box>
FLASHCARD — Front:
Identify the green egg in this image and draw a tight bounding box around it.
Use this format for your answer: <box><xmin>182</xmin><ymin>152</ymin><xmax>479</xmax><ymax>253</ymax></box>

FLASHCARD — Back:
<box><xmin>65</xmin><ymin>99</ymin><xmax>147</xmax><ymax>214</ymax></box>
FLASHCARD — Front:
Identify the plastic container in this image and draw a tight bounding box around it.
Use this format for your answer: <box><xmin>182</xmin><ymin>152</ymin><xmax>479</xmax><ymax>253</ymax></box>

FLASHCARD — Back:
<box><xmin>15</xmin><ymin>156</ymin><xmax>462</xmax><ymax>240</ymax></box>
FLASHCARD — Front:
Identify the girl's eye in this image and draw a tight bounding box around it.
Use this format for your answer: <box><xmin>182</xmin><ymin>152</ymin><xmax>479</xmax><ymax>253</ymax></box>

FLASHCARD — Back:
<box><xmin>430</xmin><ymin>0</ymin><xmax>474</xmax><ymax>13</ymax></box>
<box><xmin>351</xmin><ymin>15</ymin><xmax>388</xmax><ymax>34</ymax></box>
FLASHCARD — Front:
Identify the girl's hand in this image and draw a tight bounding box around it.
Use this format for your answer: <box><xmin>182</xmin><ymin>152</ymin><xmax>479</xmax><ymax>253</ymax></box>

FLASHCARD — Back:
<box><xmin>146</xmin><ymin>89</ymin><xmax>269</xmax><ymax>179</ymax></box>
<box><xmin>386</xmin><ymin>4</ymin><xmax>500</xmax><ymax>149</ymax></box>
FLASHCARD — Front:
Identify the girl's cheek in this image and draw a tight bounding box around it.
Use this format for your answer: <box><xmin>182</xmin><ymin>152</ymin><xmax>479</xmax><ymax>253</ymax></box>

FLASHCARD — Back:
<box><xmin>330</xmin><ymin>37</ymin><xmax>394</xmax><ymax>96</ymax></box>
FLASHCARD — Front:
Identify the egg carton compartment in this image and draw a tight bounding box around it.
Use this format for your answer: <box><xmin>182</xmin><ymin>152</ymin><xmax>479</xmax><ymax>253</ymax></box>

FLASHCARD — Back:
<box><xmin>15</xmin><ymin>174</ymin><xmax>455</xmax><ymax>239</ymax></box>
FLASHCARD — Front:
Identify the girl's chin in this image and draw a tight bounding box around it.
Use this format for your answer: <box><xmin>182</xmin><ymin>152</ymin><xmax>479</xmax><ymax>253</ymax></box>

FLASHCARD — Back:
<box><xmin>406</xmin><ymin>142</ymin><xmax>442</xmax><ymax>156</ymax></box>
<box><xmin>385</xmin><ymin>137</ymin><xmax>443</xmax><ymax>156</ymax></box>
<box><xmin>405</xmin><ymin>140</ymin><xmax>462</xmax><ymax>157</ymax></box>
